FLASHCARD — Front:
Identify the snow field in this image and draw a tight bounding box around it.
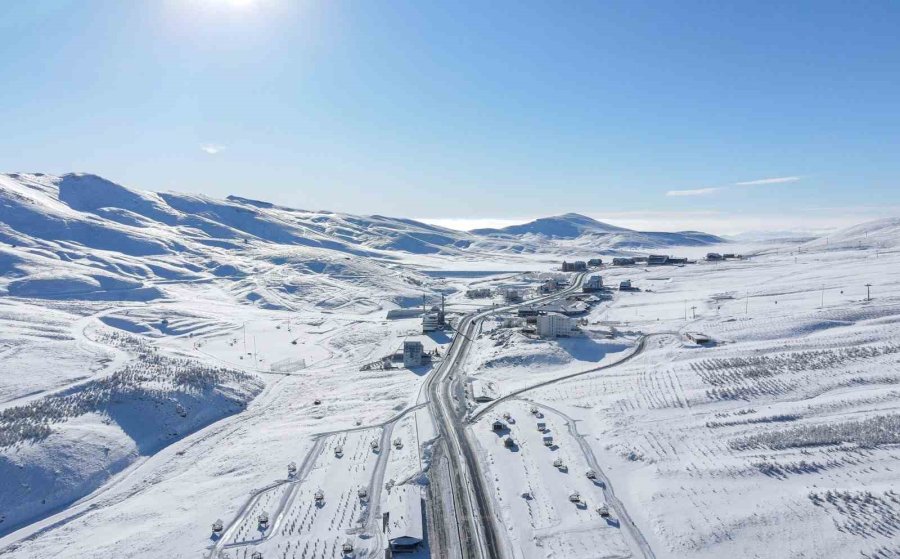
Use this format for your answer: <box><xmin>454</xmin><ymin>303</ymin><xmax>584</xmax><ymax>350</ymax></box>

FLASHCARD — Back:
<box><xmin>384</xmin><ymin>413</ymin><xmax>425</xmax><ymax>487</ymax></box>
<box><xmin>224</xmin><ymin>428</ymin><xmax>383</xmax><ymax>559</ymax></box>
<box><xmin>520</xmin><ymin>246</ymin><xmax>900</xmax><ymax>558</ymax></box>
<box><xmin>471</xmin><ymin>400</ymin><xmax>632</xmax><ymax>559</ymax></box>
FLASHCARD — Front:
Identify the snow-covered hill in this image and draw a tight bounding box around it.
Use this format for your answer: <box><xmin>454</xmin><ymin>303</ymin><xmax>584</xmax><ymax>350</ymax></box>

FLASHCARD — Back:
<box><xmin>472</xmin><ymin>212</ymin><xmax>724</xmax><ymax>248</ymax></box>
<box><xmin>803</xmin><ymin>217</ymin><xmax>900</xmax><ymax>250</ymax></box>
<box><xmin>0</xmin><ymin>173</ymin><xmax>454</xmax><ymax>307</ymax></box>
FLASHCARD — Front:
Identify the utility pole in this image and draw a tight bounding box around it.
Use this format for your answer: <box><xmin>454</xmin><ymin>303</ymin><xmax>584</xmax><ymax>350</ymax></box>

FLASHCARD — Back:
<box><xmin>691</xmin><ymin>305</ymin><xmax>697</xmax><ymax>319</ymax></box>
<box><xmin>821</xmin><ymin>284</ymin><xmax>825</xmax><ymax>308</ymax></box>
<box><xmin>865</xmin><ymin>283</ymin><xmax>872</xmax><ymax>302</ymax></box>
<box><xmin>745</xmin><ymin>291</ymin><xmax>749</xmax><ymax>314</ymax></box>
<box><xmin>243</xmin><ymin>322</ymin><xmax>247</xmax><ymax>353</ymax></box>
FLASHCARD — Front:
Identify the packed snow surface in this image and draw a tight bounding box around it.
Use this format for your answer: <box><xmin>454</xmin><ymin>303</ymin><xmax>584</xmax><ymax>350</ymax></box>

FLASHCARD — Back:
<box><xmin>1</xmin><ymin>171</ymin><xmax>899</xmax><ymax>559</ymax></box>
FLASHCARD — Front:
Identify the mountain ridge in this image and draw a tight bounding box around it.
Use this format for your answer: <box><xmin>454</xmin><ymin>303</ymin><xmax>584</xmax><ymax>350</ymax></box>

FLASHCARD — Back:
<box><xmin>471</xmin><ymin>212</ymin><xmax>725</xmax><ymax>246</ymax></box>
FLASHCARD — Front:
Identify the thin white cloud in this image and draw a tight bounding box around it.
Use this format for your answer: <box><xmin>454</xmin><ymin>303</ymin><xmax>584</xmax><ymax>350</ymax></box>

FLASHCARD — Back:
<box><xmin>665</xmin><ymin>187</ymin><xmax>722</xmax><ymax>197</ymax></box>
<box><xmin>201</xmin><ymin>144</ymin><xmax>225</xmax><ymax>155</ymax></box>
<box><xmin>735</xmin><ymin>176</ymin><xmax>801</xmax><ymax>186</ymax></box>
<box><xmin>665</xmin><ymin>175</ymin><xmax>801</xmax><ymax>198</ymax></box>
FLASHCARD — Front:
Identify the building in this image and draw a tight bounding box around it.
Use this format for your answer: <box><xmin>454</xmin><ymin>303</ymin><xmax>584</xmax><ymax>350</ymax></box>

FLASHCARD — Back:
<box><xmin>384</xmin><ymin>485</ymin><xmax>424</xmax><ymax>553</ymax></box>
<box><xmin>465</xmin><ymin>288</ymin><xmax>491</xmax><ymax>299</ymax></box>
<box><xmin>668</xmin><ymin>257</ymin><xmax>688</xmax><ymax>265</ymax></box>
<box><xmin>421</xmin><ymin>295</ymin><xmax>446</xmax><ymax>333</ymax></box>
<box><xmin>685</xmin><ymin>332</ymin><xmax>712</xmax><ymax>344</ymax></box>
<box><xmin>470</xmin><ymin>379</ymin><xmax>495</xmax><ymax>402</ymax></box>
<box><xmin>386</xmin><ymin>308</ymin><xmax>425</xmax><ymax>320</ymax></box>
<box><xmin>561</xmin><ymin>260</ymin><xmax>588</xmax><ymax>272</ymax></box>
<box><xmin>582</xmin><ymin>275</ymin><xmax>603</xmax><ymax>293</ymax></box>
<box><xmin>517</xmin><ymin>306</ymin><xmax>539</xmax><ymax>317</ymax></box>
<box><xmin>619</xmin><ymin>279</ymin><xmax>634</xmax><ymax>291</ymax></box>
<box><xmin>647</xmin><ymin>254</ymin><xmax>669</xmax><ymax>266</ymax></box>
<box><xmin>588</xmin><ymin>258</ymin><xmax>603</xmax><ymax>267</ymax></box>
<box><xmin>402</xmin><ymin>341</ymin><xmax>424</xmax><ymax>367</ymax></box>
<box><xmin>502</xmin><ymin>288</ymin><xmax>523</xmax><ymax>303</ymax></box>
<box><xmin>422</xmin><ymin>310</ymin><xmax>442</xmax><ymax>333</ymax></box>
<box><xmin>537</xmin><ymin>313</ymin><xmax>577</xmax><ymax>338</ymax></box>
<box><xmin>706</xmin><ymin>252</ymin><xmax>723</xmax><ymax>261</ymax></box>
<box><xmin>612</xmin><ymin>257</ymin><xmax>636</xmax><ymax>266</ymax></box>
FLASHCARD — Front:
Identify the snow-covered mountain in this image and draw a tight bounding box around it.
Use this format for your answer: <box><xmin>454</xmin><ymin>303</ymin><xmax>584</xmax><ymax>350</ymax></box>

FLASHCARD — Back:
<box><xmin>472</xmin><ymin>212</ymin><xmax>724</xmax><ymax>248</ymax></box>
<box><xmin>0</xmin><ymin>172</ymin><xmax>474</xmax><ymax>257</ymax></box>
<box><xmin>0</xmin><ymin>174</ymin><xmax>727</xmax><ymax>303</ymax></box>
<box><xmin>472</xmin><ymin>213</ymin><xmax>629</xmax><ymax>238</ymax></box>
<box><xmin>0</xmin><ymin>172</ymin><xmax>472</xmax><ymax>306</ymax></box>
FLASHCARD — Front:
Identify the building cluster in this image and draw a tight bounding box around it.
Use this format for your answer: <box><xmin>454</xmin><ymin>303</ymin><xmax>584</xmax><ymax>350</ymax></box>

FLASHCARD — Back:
<box><xmin>515</xmin><ymin>289</ymin><xmax>607</xmax><ymax>338</ymax></box>
<box><xmin>613</xmin><ymin>254</ymin><xmax>689</xmax><ymax>266</ymax></box>
<box><xmin>539</xmin><ymin>277</ymin><xmax>569</xmax><ymax>294</ymax></box>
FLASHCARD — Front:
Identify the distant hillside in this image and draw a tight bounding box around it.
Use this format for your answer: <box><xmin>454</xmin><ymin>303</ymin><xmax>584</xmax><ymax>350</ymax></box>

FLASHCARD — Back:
<box><xmin>472</xmin><ymin>213</ymin><xmax>724</xmax><ymax>248</ymax></box>
<box><xmin>803</xmin><ymin>218</ymin><xmax>900</xmax><ymax>250</ymax></box>
<box><xmin>472</xmin><ymin>213</ymin><xmax>628</xmax><ymax>238</ymax></box>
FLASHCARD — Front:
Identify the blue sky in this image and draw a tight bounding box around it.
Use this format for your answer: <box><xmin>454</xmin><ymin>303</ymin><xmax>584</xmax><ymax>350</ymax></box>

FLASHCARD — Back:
<box><xmin>1</xmin><ymin>1</ymin><xmax>898</xmax><ymax>234</ymax></box>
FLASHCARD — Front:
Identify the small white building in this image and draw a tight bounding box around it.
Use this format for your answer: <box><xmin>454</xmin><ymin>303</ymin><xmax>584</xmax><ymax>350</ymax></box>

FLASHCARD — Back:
<box><xmin>470</xmin><ymin>379</ymin><xmax>495</xmax><ymax>402</ymax></box>
<box><xmin>536</xmin><ymin>313</ymin><xmax>577</xmax><ymax>339</ymax></box>
<box><xmin>685</xmin><ymin>332</ymin><xmax>712</xmax><ymax>344</ymax></box>
<box><xmin>403</xmin><ymin>340</ymin><xmax>424</xmax><ymax>367</ymax></box>
<box><xmin>384</xmin><ymin>485</ymin><xmax>424</xmax><ymax>553</ymax></box>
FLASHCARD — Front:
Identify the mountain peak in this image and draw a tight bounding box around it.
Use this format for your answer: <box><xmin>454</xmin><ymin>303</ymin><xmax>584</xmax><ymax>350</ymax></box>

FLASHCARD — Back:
<box><xmin>471</xmin><ymin>213</ymin><xmax>628</xmax><ymax>238</ymax></box>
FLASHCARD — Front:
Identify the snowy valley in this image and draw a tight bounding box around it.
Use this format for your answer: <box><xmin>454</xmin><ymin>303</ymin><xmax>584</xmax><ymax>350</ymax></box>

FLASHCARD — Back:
<box><xmin>1</xmin><ymin>173</ymin><xmax>899</xmax><ymax>559</ymax></box>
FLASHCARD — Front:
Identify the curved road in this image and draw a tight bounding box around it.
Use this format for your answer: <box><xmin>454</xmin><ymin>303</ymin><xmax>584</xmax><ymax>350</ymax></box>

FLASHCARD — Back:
<box><xmin>471</xmin><ymin>332</ymin><xmax>677</xmax><ymax>422</ymax></box>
